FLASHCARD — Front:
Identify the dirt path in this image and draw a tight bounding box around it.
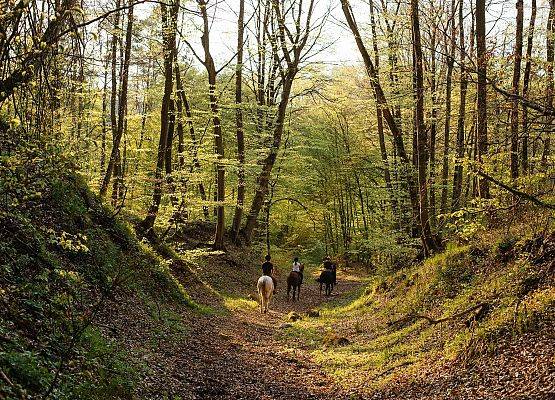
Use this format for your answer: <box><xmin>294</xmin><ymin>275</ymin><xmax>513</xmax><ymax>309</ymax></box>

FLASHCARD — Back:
<box><xmin>129</xmin><ymin>266</ymin><xmax>364</xmax><ymax>399</ymax></box>
<box><xmin>102</xmin><ymin>253</ymin><xmax>555</xmax><ymax>400</ymax></box>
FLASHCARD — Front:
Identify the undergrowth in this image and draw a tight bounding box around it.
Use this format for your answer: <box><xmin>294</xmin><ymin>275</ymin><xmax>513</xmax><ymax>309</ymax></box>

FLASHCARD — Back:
<box><xmin>278</xmin><ymin>215</ymin><xmax>555</xmax><ymax>393</ymax></box>
<box><xmin>0</xmin><ymin>129</ymin><xmax>206</xmax><ymax>398</ymax></box>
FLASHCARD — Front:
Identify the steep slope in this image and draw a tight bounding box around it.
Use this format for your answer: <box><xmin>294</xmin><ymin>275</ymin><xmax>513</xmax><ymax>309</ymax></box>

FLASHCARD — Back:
<box><xmin>0</xmin><ymin>135</ymin><xmax>206</xmax><ymax>398</ymax></box>
<box><xmin>277</xmin><ymin>222</ymin><xmax>555</xmax><ymax>399</ymax></box>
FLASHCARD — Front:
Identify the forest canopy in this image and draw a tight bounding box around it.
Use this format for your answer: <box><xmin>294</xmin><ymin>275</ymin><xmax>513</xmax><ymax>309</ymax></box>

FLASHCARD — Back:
<box><xmin>1</xmin><ymin>0</ymin><xmax>553</xmax><ymax>264</ymax></box>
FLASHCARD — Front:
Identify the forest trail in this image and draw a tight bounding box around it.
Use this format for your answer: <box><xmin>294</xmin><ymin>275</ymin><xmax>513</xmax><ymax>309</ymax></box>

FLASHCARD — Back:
<box><xmin>135</xmin><ymin>264</ymin><xmax>364</xmax><ymax>399</ymax></box>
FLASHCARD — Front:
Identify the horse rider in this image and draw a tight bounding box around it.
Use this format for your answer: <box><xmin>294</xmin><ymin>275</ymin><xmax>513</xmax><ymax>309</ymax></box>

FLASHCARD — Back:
<box><xmin>262</xmin><ymin>254</ymin><xmax>277</xmax><ymax>293</ymax></box>
<box><xmin>292</xmin><ymin>257</ymin><xmax>303</xmax><ymax>284</ymax></box>
<box><xmin>323</xmin><ymin>256</ymin><xmax>337</xmax><ymax>285</ymax></box>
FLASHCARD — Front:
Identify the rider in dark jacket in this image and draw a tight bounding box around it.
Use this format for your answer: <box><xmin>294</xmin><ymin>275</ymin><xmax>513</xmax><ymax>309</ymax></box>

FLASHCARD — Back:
<box><xmin>322</xmin><ymin>256</ymin><xmax>337</xmax><ymax>284</ymax></box>
<box><xmin>262</xmin><ymin>255</ymin><xmax>277</xmax><ymax>293</ymax></box>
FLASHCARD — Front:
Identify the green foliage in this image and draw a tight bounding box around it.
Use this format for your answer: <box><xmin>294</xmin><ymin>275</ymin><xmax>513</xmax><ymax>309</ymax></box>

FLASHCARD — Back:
<box><xmin>280</xmin><ymin>224</ymin><xmax>555</xmax><ymax>391</ymax></box>
<box><xmin>0</xmin><ymin>131</ymin><xmax>204</xmax><ymax>397</ymax></box>
<box><xmin>429</xmin><ymin>244</ymin><xmax>475</xmax><ymax>298</ymax></box>
<box><xmin>442</xmin><ymin>203</ymin><xmax>487</xmax><ymax>242</ymax></box>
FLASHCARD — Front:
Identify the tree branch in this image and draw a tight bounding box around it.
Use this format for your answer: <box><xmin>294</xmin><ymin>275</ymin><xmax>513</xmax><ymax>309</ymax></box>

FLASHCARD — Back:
<box><xmin>473</xmin><ymin>169</ymin><xmax>555</xmax><ymax>210</ymax></box>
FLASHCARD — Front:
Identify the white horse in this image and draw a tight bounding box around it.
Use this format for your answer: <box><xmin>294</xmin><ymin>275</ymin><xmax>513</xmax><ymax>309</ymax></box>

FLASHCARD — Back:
<box><xmin>257</xmin><ymin>275</ymin><xmax>274</xmax><ymax>313</ymax></box>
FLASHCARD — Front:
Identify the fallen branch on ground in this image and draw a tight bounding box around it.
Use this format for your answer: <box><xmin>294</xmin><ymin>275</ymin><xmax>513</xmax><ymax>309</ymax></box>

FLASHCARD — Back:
<box><xmin>374</xmin><ymin>361</ymin><xmax>415</xmax><ymax>379</ymax></box>
<box><xmin>388</xmin><ymin>303</ymin><xmax>489</xmax><ymax>328</ymax></box>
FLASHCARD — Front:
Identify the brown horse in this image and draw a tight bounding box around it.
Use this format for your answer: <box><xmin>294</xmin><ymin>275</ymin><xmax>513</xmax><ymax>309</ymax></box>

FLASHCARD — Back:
<box><xmin>287</xmin><ymin>264</ymin><xmax>304</xmax><ymax>301</ymax></box>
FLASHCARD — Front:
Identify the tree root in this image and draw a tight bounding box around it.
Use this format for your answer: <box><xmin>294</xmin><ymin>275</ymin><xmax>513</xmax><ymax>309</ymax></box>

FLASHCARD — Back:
<box><xmin>374</xmin><ymin>361</ymin><xmax>415</xmax><ymax>379</ymax></box>
<box><xmin>388</xmin><ymin>303</ymin><xmax>489</xmax><ymax>328</ymax></box>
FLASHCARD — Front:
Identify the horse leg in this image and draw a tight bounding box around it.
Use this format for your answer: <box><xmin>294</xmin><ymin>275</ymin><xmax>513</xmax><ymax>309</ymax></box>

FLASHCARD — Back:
<box><xmin>297</xmin><ymin>284</ymin><xmax>300</xmax><ymax>301</ymax></box>
<box><xmin>287</xmin><ymin>284</ymin><xmax>291</xmax><ymax>301</ymax></box>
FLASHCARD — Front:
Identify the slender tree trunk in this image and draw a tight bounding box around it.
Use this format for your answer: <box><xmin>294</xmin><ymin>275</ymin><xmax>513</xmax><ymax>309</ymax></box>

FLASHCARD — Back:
<box><xmin>429</xmin><ymin>25</ymin><xmax>438</xmax><ymax>227</ymax></box>
<box><xmin>441</xmin><ymin>0</ymin><xmax>456</xmax><ymax>214</ymax></box>
<box><xmin>231</xmin><ymin>0</ymin><xmax>246</xmax><ymax>243</ymax></box>
<box><xmin>521</xmin><ymin>0</ymin><xmax>536</xmax><ymax>174</ymax></box>
<box><xmin>102</xmin><ymin>0</ymin><xmax>120</xmax><ymax>196</ymax></box>
<box><xmin>255</xmin><ymin>0</ymin><xmax>270</xmax><ymax>136</ymax></box>
<box><xmin>174</xmin><ymin>63</ymin><xmax>209</xmax><ymax>219</ymax></box>
<box><xmin>476</xmin><ymin>0</ymin><xmax>489</xmax><ymax>197</ymax></box>
<box><xmin>172</xmin><ymin>70</ymin><xmax>188</xmax><ymax>222</ymax></box>
<box><xmin>411</xmin><ymin>0</ymin><xmax>437</xmax><ymax>254</ymax></box>
<box><xmin>140</xmin><ymin>0</ymin><xmax>177</xmax><ymax>235</ymax></box>
<box><xmin>369</xmin><ymin>0</ymin><xmax>397</xmax><ymax>219</ymax></box>
<box><xmin>510</xmin><ymin>0</ymin><xmax>524</xmax><ymax>180</ymax></box>
<box><xmin>165</xmin><ymin>99</ymin><xmax>180</xmax><ymax>214</ymax></box>
<box><xmin>197</xmin><ymin>0</ymin><xmax>225</xmax><ymax>249</ymax></box>
<box><xmin>544</xmin><ymin>0</ymin><xmax>555</xmax><ymax>170</ymax></box>
<box><xmin>100</xmin><ymin>0</ymin><xmax>133</xmax><ymax>198</ymax></box>
<box><xmin>453</xmin><ymin>0</ymin><xmax>468</xmax><ymax>209</ymax></box>
<box><xmin>100</xmin><ymin>38</ymin><xmax>109</xmax><ymax>172</ymax></box>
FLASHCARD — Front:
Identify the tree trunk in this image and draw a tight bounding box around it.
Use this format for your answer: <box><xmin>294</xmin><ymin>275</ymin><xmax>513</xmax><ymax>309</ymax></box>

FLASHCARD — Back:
<box><xmin>197</xmin><ymin>0</ymin><xmax>225</xmax><ymax>249</ymax></box>
<box><xmin>476</xmin><ymin>0</ymin><xmax>489</xmax><ymax>197</ymax></box>
<box><xmin>429</xmin><ymin>25</ymin><xmax>438</xmax><ymax>227</ymax></box>
<box><xmin>100</xmin><ymin>37</ymin><xmax>109</xmax><ymax>172</ymax></box>
<box><xmin>544</xmin><ymin>0</ymin><xmax>555</xmax><ymax>170</ymax></box>
<box><xmin>410</xmin><ymin>0</ymin><xmax>437</xmax><ymax>254</ymax></box>
<box><xmin>369</xmin><ymin>0</ymin><xmax>397</xmax><ymax>219</ymax></box>
<box><xmin>140</xmin><ymin>0</ymin><xmax>177</xmax><ymax>235</ymax></box>
<box><xmin>510</xmin><ymin>0</ymin><xmax>523</xmax><ymax>180</ymax></box>
<box><xmin>231</xmin><ymin>0</ymin><xmax>246</xmax><ymax>243</ymax></box>
<box><xmin>521</xmin><ymin>0</ymin><xmax>536</xmax><ymax>174</ymax></box>
<box><xmin>440</xmin><ymin>0</ymin><xmax>456</xmax><ymax>214</ymax></box>
<box><xmin>100</xmin><ymin>0</ymin><xmax>133</xmax><ymax>198</ymax></box>
<box><xmin>452</xmin><ymin>0</ymin><xmax>468</xmax><ymax>209</ymax></box>
<box><xmin>174</xmin><ymin>62</ymin><xmax>210</xmax><ymax>219</ymax></box>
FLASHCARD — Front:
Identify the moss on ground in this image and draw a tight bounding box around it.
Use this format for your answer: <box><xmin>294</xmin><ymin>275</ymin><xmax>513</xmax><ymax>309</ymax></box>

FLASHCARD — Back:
<box><xmin>276</xmin><ymin>223</ymin><xmax>555</xmax><ymax>391</ymax></box>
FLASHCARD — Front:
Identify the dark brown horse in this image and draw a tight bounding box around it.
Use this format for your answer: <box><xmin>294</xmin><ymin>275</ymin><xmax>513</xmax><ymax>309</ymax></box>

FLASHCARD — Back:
<box><xmin>317</xmin><ymin>263</ymin><xmax>336</xmax><ymax>296</ymax></box>
<box><xmin>287</xmin><ymin>264</ymin><xmax>304</xmax><ymax>301</ymax></box>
